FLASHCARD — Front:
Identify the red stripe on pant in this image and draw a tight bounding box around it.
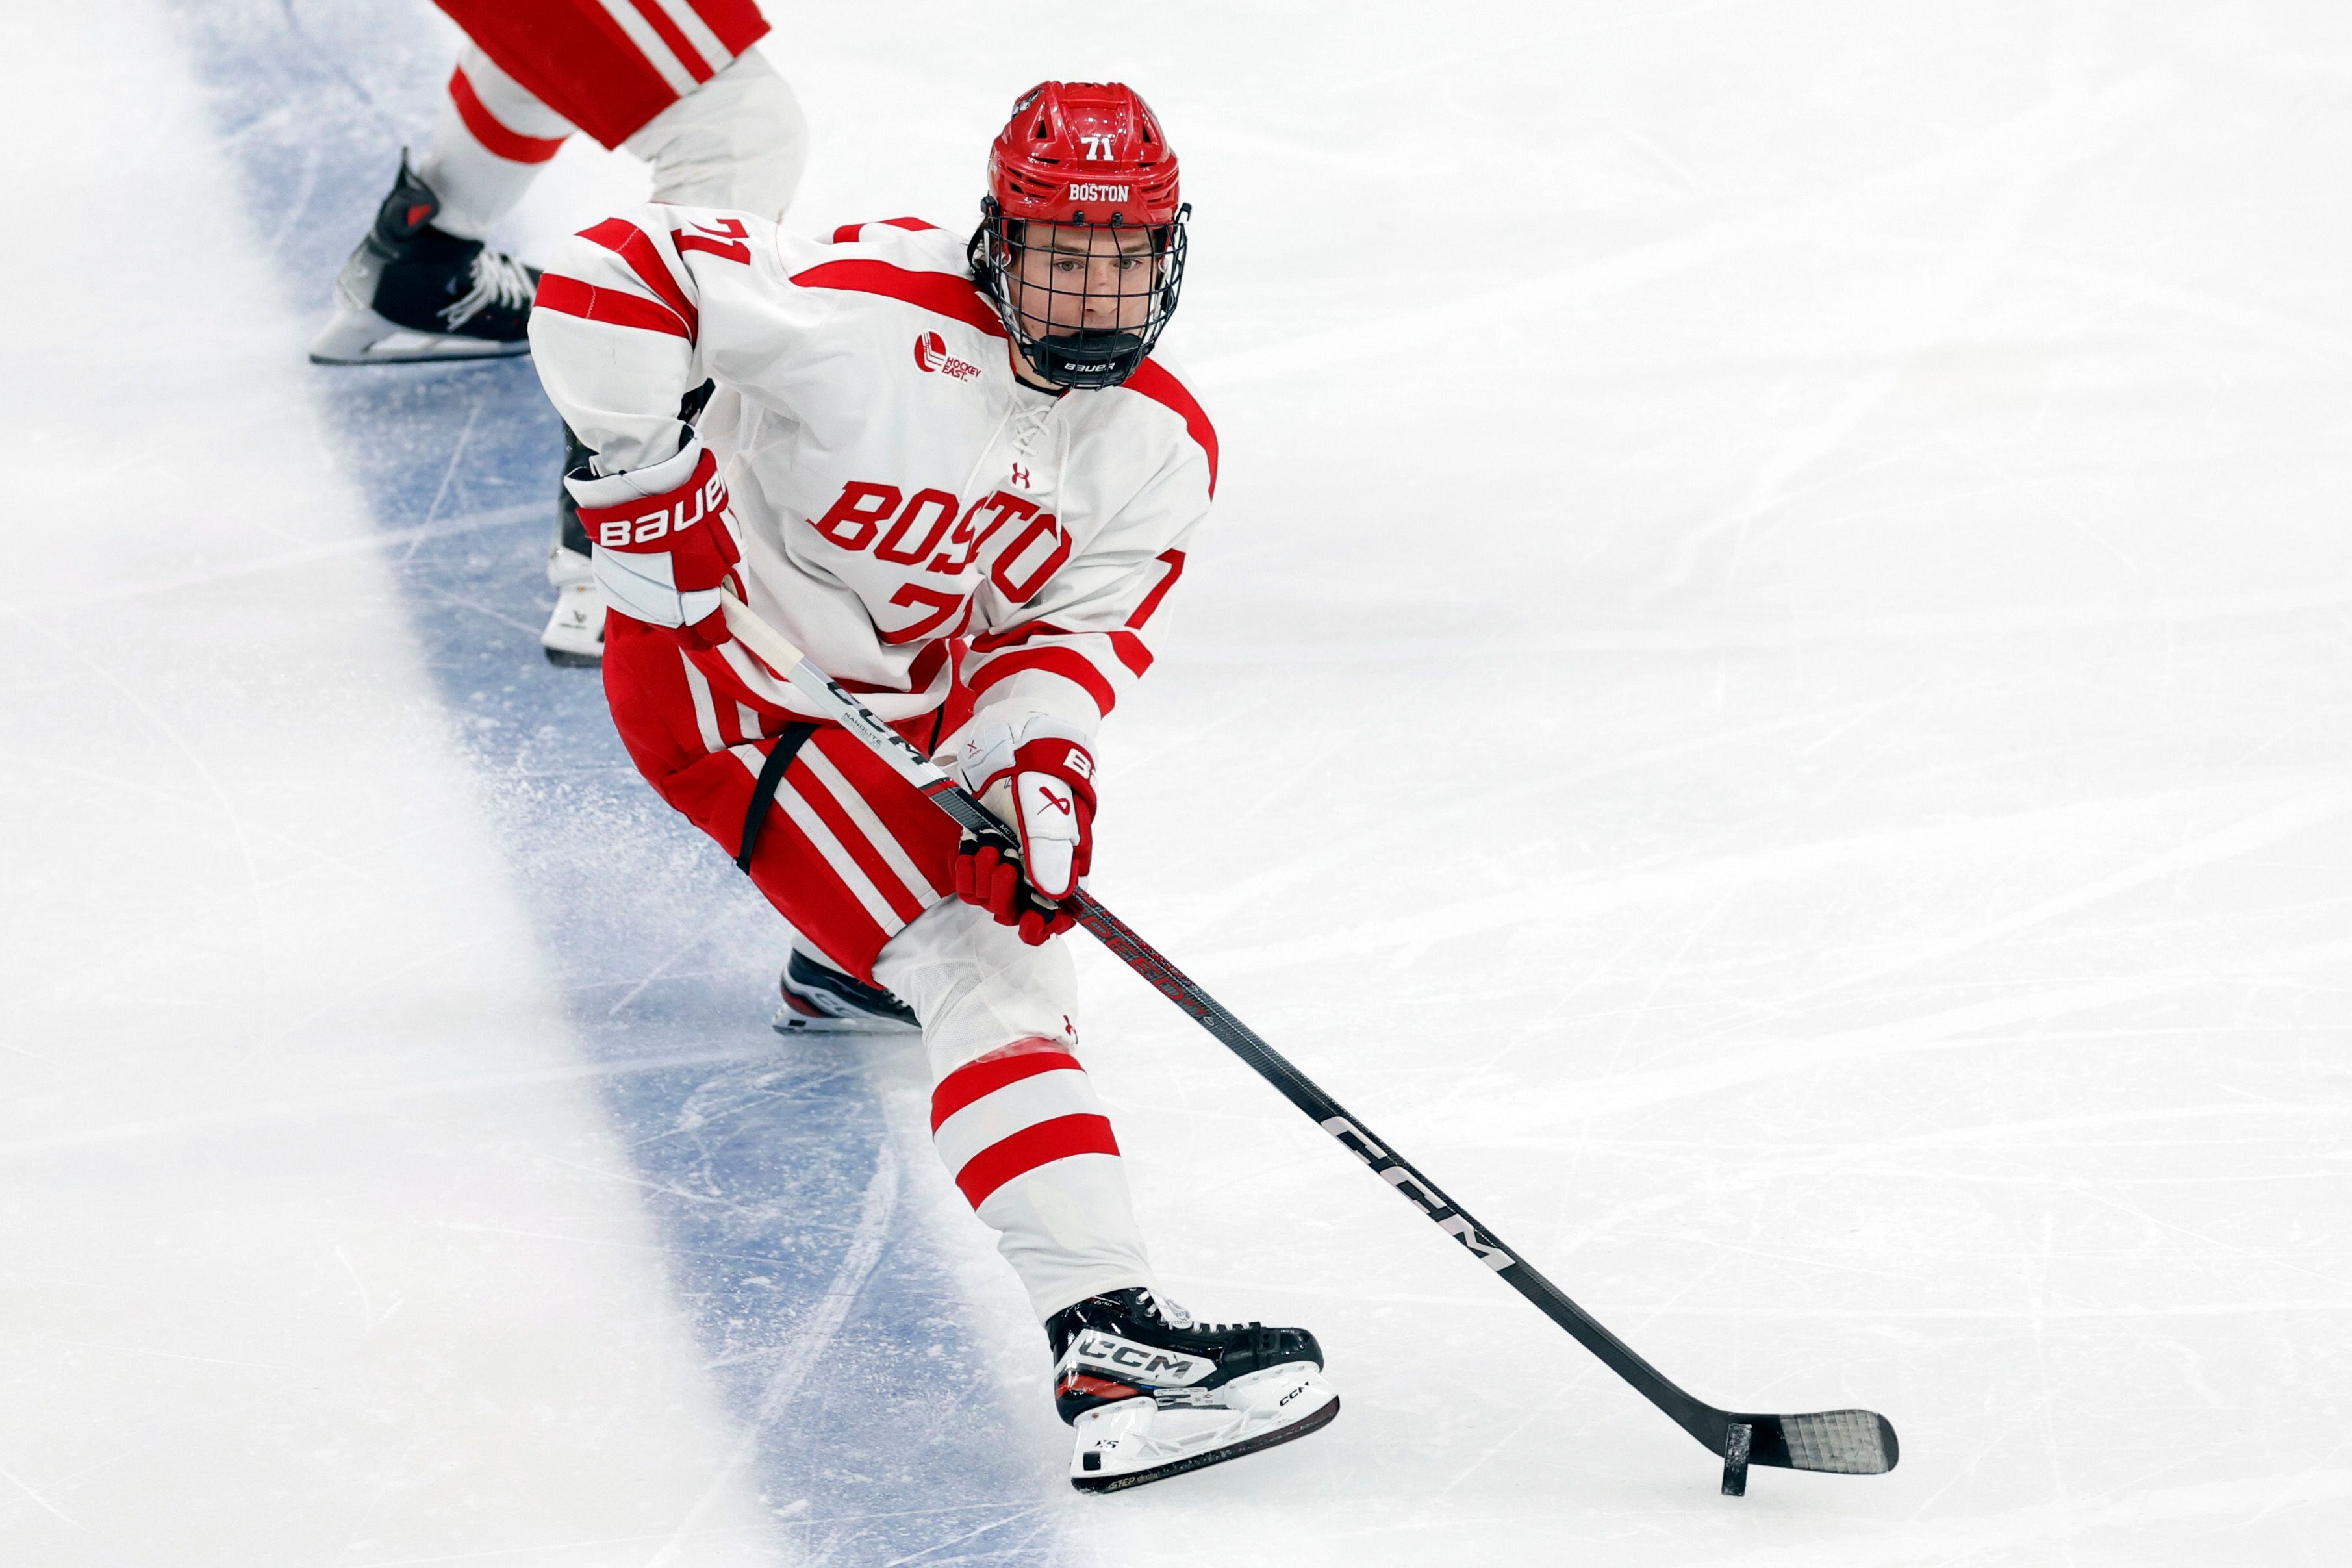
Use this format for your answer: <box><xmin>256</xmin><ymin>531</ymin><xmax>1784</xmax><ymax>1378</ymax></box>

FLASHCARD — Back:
<box><xmin>954</xmin><ymin>1114</ymin><xmax>1120</xmax><ymax>1208</ymax></box>
<box><xmin>431</xmin><ymin>0</ymin><xmax>771</xmax><ymax>149</ymax></box>
<box><xmin>601</xmin><ymin>616</ymin><xmax>961</xmax><ymax>981</ymax></box>
<box><xmin>931</xmin><ymin>1047</ymin><xmax>1083</xmax><ymax>1130</ymax></box>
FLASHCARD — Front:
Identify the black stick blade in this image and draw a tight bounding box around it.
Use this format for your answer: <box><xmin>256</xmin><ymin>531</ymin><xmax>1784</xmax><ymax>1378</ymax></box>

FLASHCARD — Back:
<box><xmin>1720</xmin><ymin>1423</ymin><xmax>1751</xmax><ymax>1496</ymax></box>
<box><xmin>1745</xmin><ymin>1409</ymin><xmax>1899</xmax><ymax>1475</ymax></box>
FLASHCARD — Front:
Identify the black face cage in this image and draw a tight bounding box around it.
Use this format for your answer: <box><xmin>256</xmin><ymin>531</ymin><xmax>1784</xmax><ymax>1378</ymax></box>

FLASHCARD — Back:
<box><xmin>970</xmin><ymin>200</ymin><xmax>1191</xmax><ymax>390</ymax></box>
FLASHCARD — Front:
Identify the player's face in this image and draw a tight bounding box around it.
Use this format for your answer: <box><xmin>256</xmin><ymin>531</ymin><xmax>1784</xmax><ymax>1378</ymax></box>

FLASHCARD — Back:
<box><xmin>1007</xmin><ymin>222</ymin><xmax>1159</xmax><ymax>341</ymax></box>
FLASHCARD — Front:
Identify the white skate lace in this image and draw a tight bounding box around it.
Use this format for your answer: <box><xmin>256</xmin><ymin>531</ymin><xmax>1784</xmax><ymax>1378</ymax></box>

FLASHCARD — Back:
<box><xmin>1136</xmin><ymin>1288</ymin><xmax>1195</xmax><ymax>1330</ymax></box>
<box><xmin>439</xmin><ymin>249</ymin><xmax>535</xmax><ymax>330</ymax></box>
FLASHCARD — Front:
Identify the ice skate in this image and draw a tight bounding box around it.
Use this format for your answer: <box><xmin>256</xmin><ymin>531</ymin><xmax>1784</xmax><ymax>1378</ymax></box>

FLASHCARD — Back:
<box><xmin>310</xmin><ymin>153</ymin><xmax>538</xmax><ymax>365</ymax></box>
<box><xmin>1049</xmin><ymin>1287</ymin><xmax>1337</xmax><ymax>1492</ymax></box>
<box><xmin>542</xmin><ymin>426</ymin><xmax>605</xmax><ymax>664</ymax></box>
<box><xmin>773</xmin><ymin>943</ymin><xmax>920</xmax><ymax>1034</ymax></box>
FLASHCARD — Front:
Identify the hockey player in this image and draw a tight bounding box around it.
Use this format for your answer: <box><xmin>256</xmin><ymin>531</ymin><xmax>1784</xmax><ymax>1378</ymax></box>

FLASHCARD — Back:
<box><xmin>525</xmin><ymin>81</ymin><xmax>1339</xmax><ymax>1489</ymax></box>
<box><xmin>309</xmin><ymin>0</ymin><xmax>809</xmax><ymax>666</ymax></box>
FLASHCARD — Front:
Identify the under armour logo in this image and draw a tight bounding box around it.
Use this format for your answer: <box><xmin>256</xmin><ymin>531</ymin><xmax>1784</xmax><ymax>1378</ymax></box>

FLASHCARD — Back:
<box><xmin>1010</xmin><ymin>463</ymin><xmax>1031</xmax><ymax>488</ymax></box>
<box><xmin>1035</xmin><ymin>784</ymin><xmax>1072</xmax><ymax>816</ymax></box>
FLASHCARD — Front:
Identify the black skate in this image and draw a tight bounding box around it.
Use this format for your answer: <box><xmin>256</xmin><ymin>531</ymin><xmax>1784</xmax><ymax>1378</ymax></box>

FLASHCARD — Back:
<box><xmin>1048</xmin><ymin>1287</ymin><xmax>1338</xmax><ymax>1492</ymax></box>
<box><xmin>310</xmin><ymin>153</ymin><xmax>538</xmax><ymax>365</ymax></box>
<box><xmin>772</xmin><ymin>945</ymin><xmax>920</xmax><ymax>1035</ymax></box>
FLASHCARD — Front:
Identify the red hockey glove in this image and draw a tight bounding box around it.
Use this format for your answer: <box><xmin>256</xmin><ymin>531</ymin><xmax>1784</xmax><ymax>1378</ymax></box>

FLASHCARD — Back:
<box><xmin>953</xmin><ymin>715</ymin><xmax>1097</xmax><ymax>946</ymax></box>
<box><xmin>568</xmin><ymin>440</ymin><xmax>740</xmax><ymax>650</ymax></box>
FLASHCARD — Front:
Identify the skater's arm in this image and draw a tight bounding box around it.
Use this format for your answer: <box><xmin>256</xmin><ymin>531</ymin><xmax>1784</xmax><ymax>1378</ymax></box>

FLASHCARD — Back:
<box><xmin>528</xmin><ymin>205</ymin><xmax>809</xmax><ymax>473</ymax></box>
<box><xmin>961</xmin><ymin>419</ymin><xmax>1214</xmax><ymax>741</ymax></box>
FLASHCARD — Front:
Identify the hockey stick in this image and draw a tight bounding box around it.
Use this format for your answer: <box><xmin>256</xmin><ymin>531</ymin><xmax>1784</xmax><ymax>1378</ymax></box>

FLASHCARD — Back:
<box><xmin>716</xmin><ymin>588</ymin><xmax>1899</xmax><ymax>1494</ymax></box>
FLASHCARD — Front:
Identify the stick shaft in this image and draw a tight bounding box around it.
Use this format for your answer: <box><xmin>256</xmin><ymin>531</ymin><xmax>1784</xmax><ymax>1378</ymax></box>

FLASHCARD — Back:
<box><xmin>709</xmin><ymin>590</ymin><xmax>1869</xmax><ymax>1468</ymax></box>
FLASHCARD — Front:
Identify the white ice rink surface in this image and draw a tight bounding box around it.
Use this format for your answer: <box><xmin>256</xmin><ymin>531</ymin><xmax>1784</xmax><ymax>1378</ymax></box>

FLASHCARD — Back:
<box><xmin>5</xmin><ymin>2</ymin><xmax>2350</xmax><ymax>1564</ymax></box>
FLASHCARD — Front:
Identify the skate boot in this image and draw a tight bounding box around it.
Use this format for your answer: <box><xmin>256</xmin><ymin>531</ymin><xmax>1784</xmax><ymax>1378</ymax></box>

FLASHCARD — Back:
<box><xmin>1048</xmin><ymin>1287</ymin><xmax>1337</xmax><ymax>1492</ymax></box>
<box><xmin>773</xmin><ymin>943</ymin><xmax>920</xmax><ymax>1034</ymax></box>
<box><xmin>542</xmin><ymin>424</ymin><xmax>604</xmax><ymax>666</ymax></box>
<box><xmin>310</xmin><ymin>153</ymin><xmax>538</xmax><ymax>365</ymax></box>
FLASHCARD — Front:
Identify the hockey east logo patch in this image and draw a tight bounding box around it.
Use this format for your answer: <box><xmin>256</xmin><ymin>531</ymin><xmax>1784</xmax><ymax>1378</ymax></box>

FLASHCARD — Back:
<box><xmin>914</xmin><ymin>331</ymin><xmax>981</xmax><ymax>381</ymax></box>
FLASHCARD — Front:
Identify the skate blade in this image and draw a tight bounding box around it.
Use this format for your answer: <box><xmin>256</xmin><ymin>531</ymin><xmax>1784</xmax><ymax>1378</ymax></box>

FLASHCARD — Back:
<box><xmin>308</xmin><ymin>306</ymin><xmax>531</xmax><ymax>366</ymax></box>
<box><xmin>770</xmin><ymin>1002</ymin><xmax>918</xmax><ymax>1037</ymax></box>
<box><xmin>1069</xmin><ymin>1365</ymin><xmax>1339</xmax><ymax>1493</ymax></box>
<box><xmin>540</xmin><ymin>586</ymin><xmax>606</xmax><ymax>668</ymax></box>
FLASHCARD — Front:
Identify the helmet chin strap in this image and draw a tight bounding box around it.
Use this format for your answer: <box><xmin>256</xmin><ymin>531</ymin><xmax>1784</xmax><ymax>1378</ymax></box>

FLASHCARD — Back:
<box><xmin>1020</xmin><ymin>329</ymin><xmax>1151</xmax><ymax>392</ymax></box>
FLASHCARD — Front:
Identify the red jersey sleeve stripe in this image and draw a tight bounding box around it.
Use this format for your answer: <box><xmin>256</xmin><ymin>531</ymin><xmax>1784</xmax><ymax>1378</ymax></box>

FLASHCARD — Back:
<box><xmin>577</xmin><ymin>218</ymin><xmax>699</xmax><ymax>340</ymax></box>
<box><xmin>1123</xmin><ymin>360</ymin><xmax>1219</xmax><ymax>497</ymax></box>
<box><xmin>831</xmin><ymin>217</ymin><xmax>941</xmax><ymax>244</ymax></box>
<box><xmin>969</xmin><ymin>620</ymin><xmax>1071</xmax><ymax>654</ymax></box>
<box><xmin>533</xmin><ymin>273</ymin><xmax>691</xmax><ymax>339</ymax></box>
<box><xmin>790</xmin><ymin>259</ymin><xmax>1007</xmax><ymax>338</ymax></box>
<box><xmin>954</xmin><ymin>1114</ymin><xmax>1120</xmax><ymax>1208</ymax></box>
<box><xmin>967</xmin><ymin>646</ymin><xmax>1119</xmax><ymax>716</ymax></box>
<box><xmin>931</xmin><ymin>1047</ymin><xmax>1084</xmax><ymax>1130</ymax></box>
<box><xmin>1106</xmin><ymin>630</ymin><xmax>1153</xmax><ymax>676</ymax></box>
<box><xmin>448</xmin><ymin>68</ymin><xmax>566</xmax><ymax>164</ymax></box>
<box><xmin>1125</xmin><ymin>550</ymin><xmax>1186</xmax><ymax>629</ymax></box>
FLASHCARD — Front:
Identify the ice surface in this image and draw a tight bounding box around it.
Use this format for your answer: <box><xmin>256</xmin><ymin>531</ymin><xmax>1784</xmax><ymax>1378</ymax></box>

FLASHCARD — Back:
<box><xmin>4</xmin><ymin>0</ymin><xmax>2349</xmax><ymax>1564</ymax></box>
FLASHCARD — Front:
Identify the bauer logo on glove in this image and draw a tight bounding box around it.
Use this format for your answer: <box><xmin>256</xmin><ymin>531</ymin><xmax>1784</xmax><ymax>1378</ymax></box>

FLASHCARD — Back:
<box><xmin>567</xmin><ymin>440</ymin><xmax>743</xmax><ymax>650</ymax></box>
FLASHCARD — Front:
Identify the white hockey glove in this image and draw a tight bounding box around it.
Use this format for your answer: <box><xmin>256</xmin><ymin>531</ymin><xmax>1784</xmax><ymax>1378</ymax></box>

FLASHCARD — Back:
<box><xmin>952</xmin><ymin>714</ymin><xmax>1096</xmax><ymax>945</ymax></box>
<box><xmin>566</xmin><ymin>439</ymin><xmax>740</xmax><ymax>649</ymax></box>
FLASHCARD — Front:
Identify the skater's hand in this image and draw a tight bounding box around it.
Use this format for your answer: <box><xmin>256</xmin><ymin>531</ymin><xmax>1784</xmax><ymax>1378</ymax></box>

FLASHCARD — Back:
<box><xmin>953</xmin><ymin>714</ymin><xmax>1096</xmax><ymax>944</ymax></box>
<box><xmin>568</xmin><ymin>439</ymin><xmax>740</xmax><ymax>650</ymax></box>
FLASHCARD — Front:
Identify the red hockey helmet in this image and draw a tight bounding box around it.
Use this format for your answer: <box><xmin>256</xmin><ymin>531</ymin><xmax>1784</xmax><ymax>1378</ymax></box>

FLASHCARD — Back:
<box><xmin>988</xmin><ymin>81</ymin><xmax>1182</xmax><ymax>227</ymax></box>
<box><xmin>971</xmin><ymin>82</ymin><xmax>1192</xmax><ymax>389</ymax></box>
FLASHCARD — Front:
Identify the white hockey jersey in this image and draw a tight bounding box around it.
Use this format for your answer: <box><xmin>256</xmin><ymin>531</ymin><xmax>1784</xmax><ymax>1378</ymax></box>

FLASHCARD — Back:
<box><xmin>527</xmin><ymin>210</ymin><xmax>1217</xmax><ymax>742</ymax></box>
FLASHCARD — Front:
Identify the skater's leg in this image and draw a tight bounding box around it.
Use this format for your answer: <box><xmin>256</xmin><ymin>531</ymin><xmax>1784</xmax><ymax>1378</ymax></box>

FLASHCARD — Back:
<box><xmin>416</xmin><ymin>47</ymin><xmax>575</xmax><ymax>240</ymax></box>
<box><xmin>627</xmin><ymin>48</ymin><xmax>809</xmax><ymax>220</ymax></box>
<box><xmin>876</xmin><ymin>900</ymin><xmax>1159</xmax><ymax>1320</ymax></box>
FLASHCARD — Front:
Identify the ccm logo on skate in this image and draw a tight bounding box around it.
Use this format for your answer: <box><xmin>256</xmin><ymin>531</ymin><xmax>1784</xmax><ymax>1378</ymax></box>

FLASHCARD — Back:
<box><xmin>915</xmin><ymin>331</ymin><xmax>981</xmax><ymax>381</ymax></box>
<box><xmin>1076</xmin><ymin>1334</ymin><xmax>1202</xmax><ymax>1379</ymax></box>
<box><xmin>598</xmin><ymin>475</ymin><xmax>727</xmax><ymax>548</ymax></box>
<box><xmin>1319</xmin><ymin>1115</ymin><xmax>1517</xmax><ymax>1272</ymax></box>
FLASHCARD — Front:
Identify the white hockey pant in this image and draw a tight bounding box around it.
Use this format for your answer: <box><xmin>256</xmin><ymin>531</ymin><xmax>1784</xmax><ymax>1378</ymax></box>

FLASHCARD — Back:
<box><xmin>875</xmin><ymin>898</ymin><xmax>1158</xmax><ymax>1322</ymax></box>
<box><xmin>418</xmin><ymin>46</ymin><xmax>808</xmax><ymax>240</ymax></box>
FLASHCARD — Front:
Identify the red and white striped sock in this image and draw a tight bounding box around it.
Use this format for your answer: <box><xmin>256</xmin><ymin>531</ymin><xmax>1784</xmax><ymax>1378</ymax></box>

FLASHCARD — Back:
<box><xmin>415</xmin><ymin>47</ymin><xmax>574</xmax><ymax>240</ymax></box>
<box><xmin>930</xmin><ymin>1038</ymin><xmax>1155</xmax><ymax>1320</ymax></box>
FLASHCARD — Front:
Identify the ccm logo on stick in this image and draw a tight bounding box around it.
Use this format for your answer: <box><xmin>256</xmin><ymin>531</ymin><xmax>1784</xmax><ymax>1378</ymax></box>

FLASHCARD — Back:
<box><xmin>597</xmin><ymin>474</ymin><xmax>726</xmax><ymax>546</ymax></box>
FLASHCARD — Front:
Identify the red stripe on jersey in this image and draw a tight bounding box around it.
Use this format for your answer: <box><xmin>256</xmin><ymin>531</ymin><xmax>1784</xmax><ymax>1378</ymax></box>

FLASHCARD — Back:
<box><xmin>831</xmin><ymin>217</ymin><xmax>942</xmax><ymax>243</ymax></box>
<box><xmin>791</xmin><ymin>260</ymin><xmax>1007</xmax><ymax>339</ymax></box>
<box><xmin>448</xmin><ymin>68</ymin><xmax>566</xmax><ymax>164</ymax></box>
<box><xmin>955</xmin><ymin>1114</ymin><xmax>1120</xmax><ymax>1208</ymax></box>
<box><xmin>969</xmin><ymin>620</ymin><xmax>1069</xmax><ymax>653</ymax></box>
<box><xmin>1125</xmin><ymin>550</ymin><xmax>1186</xmax><ymax>629</ymax></box>
<box><xmin>1124</xmin><ymin>360</ymin><xmax>1219</xmax><ymax>497</ymax></box>
<box><xmin>967</xmin><ymin>646</ymin><xmax>1118</xmax><ymax>716</ymax></box>
<box><xmin>970</xmin><ymin>621</ymin><xmax>1151</xmax><ymax>675</ymax></box>
<box><xmin>577</xmin><ymin>219</ymin><xmax>698</xmax><ymax>340</ymax></box>
<box><xmin>623</xmin><ymin>0</ymin><xmax>713</xmax><ymax>80</ymax></box>
<box><xmin>931</xmin><ymin>1046</ymin><xmax>1083</xmax><ymax>1131</ymax></box>
<box><xmin>534</xmin><ymin>273</ymin><xmax>691</xmax><ymax>338</ymax></box>
<box><xmin>1107</xmin><ymin>630</ymin><xmax>1153</xmax><ymax>676</ymax></box>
